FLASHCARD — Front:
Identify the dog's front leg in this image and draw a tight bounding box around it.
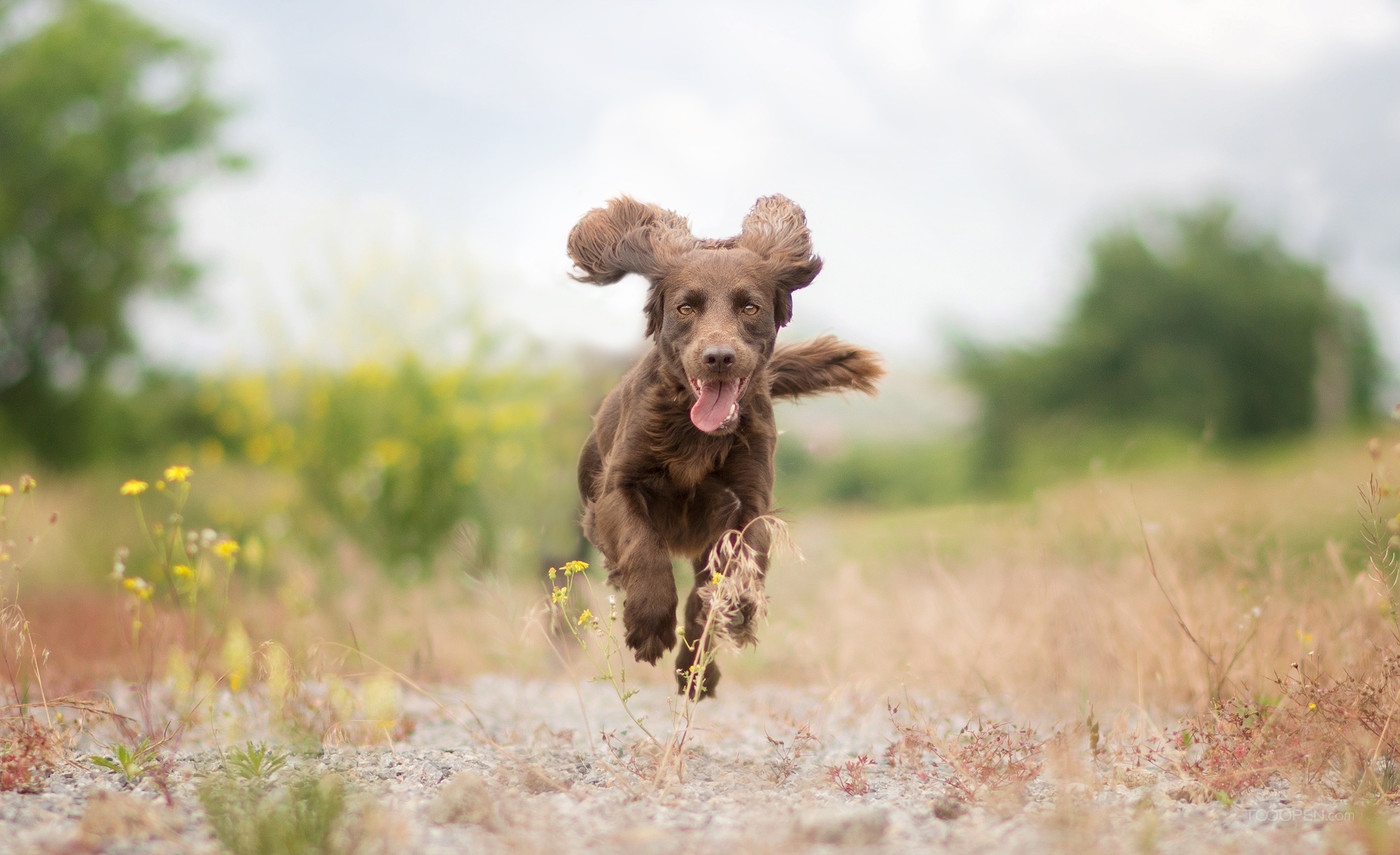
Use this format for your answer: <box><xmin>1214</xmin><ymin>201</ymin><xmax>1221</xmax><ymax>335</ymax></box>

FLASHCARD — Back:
<box><xmin>588</xmin><ymin>489</ymin><xmax>677</xmax><ymax>664</ymax></box>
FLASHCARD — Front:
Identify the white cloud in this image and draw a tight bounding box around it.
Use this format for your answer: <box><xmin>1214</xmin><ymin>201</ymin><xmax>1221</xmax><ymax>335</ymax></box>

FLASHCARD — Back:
<box><xmin>852</xmin><ymin>0</ymin><xmax>1400</xmax><ymax>85</ymax></box>
<box><xmin>987</xmin><ymin>0</ymin><xmax>1398</xmax><ymax>82</ymax></box>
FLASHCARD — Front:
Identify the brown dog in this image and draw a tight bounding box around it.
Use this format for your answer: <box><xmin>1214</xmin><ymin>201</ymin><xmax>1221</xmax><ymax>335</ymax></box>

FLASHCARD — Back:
<box><xmin>567</xmin><ymin>195</ymin><xmax>883</xmax><ymax>697</ymax></box>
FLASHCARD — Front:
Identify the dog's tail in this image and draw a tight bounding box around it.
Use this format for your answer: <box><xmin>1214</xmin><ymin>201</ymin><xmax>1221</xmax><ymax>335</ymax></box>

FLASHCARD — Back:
<box><xmin>769</xmin><ymin>335</ymin><xmax>885</xmax><ymax>400</ymax></box>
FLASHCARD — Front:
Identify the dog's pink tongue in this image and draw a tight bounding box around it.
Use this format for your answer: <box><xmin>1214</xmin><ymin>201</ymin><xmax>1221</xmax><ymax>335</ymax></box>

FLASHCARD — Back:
<box><xmin>690</xmin><ymin>379</ymin><xmax>741</xmax><ymax>432</ymax></box>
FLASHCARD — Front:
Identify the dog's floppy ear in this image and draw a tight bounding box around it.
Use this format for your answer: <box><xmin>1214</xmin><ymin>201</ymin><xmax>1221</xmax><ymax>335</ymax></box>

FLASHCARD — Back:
<box><xmin>737</xmin><ymin>195</ymin><xmax>823</xmax><ymax>327</ymax></box>
<box><xmin>567</xmin><ymin>196</ymin><xmax>695</xmax><ymax>285</ymax></box>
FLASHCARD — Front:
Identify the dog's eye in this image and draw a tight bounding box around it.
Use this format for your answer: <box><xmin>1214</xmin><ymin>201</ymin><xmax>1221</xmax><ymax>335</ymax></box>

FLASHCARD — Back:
<box><xmin>742</xmin><ymin>303</ymin><xmax>760</xmax><ymax>316</ymax></box>
<box><xmin>677</xmin><ymin>304</ymin><xmax>695</xmax><ymax>316</ymax></box>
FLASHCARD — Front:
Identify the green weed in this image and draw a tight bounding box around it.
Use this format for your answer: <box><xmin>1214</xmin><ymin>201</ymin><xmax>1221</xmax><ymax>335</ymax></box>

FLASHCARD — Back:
<box><xmin>90</xmin><ymin>738</ymin><xmax>161</xmax><ymax>784</ymax></box>
<box><xmin>199</xmin><ymin>767</ymin><xmax>354</xmax><ymax>855</ymax></box>
<box><xmin>225</xmin><ymin>740</ymin><xmax>290</xmax><ymax>781</ymax></box>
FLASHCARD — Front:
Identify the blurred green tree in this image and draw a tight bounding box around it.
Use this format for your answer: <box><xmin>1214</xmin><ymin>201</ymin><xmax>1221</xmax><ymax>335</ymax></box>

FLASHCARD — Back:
<box><xmin>0</xmin><ymin>0</ymin><xmax>242</xmax><ymax>463</ymax></box>
<box><xmin>959</xmin><ymin>202</ymin><xmax>1383</xmax><ymax>488</ymax></box>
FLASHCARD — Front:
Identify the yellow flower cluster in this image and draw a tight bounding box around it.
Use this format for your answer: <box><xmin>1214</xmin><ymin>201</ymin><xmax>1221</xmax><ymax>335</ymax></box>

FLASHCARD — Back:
<box><xmin>1</xmin><ymin>475</ymin><xmax>37</xmax><ymax>496</ymax></box>
<box><xmin>123</xmin><ymin>577</ymin><xmax>153</xmax><ymax>600</ymax></box>
<box><xmin>120</xmin><ymin>466</ymin><xmax>200</xmax><ymax>496</ymax></box>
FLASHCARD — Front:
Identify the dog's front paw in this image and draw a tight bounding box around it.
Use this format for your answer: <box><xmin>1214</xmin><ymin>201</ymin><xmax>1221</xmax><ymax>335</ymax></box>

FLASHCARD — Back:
<box><xmin>627</xmin><ymin>622</ymin><xmax>676</xmax><ymax>664</ymax></box>
<box><xmin>623</xmin><ymin>603</ymin><xmax>677</xmax><ymax>664</ymax></box>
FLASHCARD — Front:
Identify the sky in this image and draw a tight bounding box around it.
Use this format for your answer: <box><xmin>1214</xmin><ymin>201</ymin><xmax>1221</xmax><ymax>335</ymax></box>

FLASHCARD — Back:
<box><xmin>120</xmin><ymin>0</ymin><xmax>1400</xmax><ymax>372</ymax></box>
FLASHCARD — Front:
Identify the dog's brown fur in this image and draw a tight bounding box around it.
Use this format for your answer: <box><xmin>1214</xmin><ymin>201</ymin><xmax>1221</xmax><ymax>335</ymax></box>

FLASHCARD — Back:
<box><xmin>568</xmin><ymin>195</ymin><xmax>883</xmax><ymax>697</ymax></box>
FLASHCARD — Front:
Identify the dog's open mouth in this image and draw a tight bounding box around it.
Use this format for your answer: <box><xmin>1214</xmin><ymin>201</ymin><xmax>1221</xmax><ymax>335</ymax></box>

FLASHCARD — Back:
<box><xmin>688</xmin><ymin>376</ymin><xmax>749</xmax><ymax>433</ymax></box>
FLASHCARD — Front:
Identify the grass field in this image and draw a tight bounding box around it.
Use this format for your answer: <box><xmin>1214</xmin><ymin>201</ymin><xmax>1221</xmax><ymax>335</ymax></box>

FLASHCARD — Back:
<box><xmin>2</xmin><ymin>427</ymin><xmax>1400</xmax><ymax>851</ymax></box>
<box><xmin>5</xmin><ymin>431</ymin><xmax>1397</xmax><ymax>701</ymax></box>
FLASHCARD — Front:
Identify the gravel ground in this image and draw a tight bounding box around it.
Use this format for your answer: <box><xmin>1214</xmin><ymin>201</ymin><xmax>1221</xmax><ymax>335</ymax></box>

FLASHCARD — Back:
<box><xmin>0</xmin><ymin>676</ymin><xmax>1381</xmax><ymax>854</ymax></box>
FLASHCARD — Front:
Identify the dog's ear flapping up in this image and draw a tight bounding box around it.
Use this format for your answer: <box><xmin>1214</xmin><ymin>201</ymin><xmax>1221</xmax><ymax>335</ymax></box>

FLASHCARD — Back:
<box><xmin>567</xmin><ymin>196</ymin><xmax>695</xmax><ymax>285</ymax></box>
<box><xmin>736</xmin><ymin>195</ymin><xmax>823</xmax><ymax>328</ymax></box>
<box><xmin>567</xmin><ymin>196</ymin><xmax>697</xmax><ymax>338</ymax></box>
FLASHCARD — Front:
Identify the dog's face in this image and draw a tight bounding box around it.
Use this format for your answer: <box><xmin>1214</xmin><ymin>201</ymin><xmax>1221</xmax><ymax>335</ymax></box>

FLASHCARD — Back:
<box><xmin>567</xmin><ymin>195</ymin><xmax>823</xmax><ymax>435</ymax></box>
<box><xmin>652</xmin><ymin>249</ymin><xmax>775</xmax><ymax>434</ymax></box>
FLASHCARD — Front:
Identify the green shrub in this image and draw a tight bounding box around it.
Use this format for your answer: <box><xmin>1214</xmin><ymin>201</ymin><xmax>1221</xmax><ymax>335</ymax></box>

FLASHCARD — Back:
<box><xmin>200</xmin><ymin>355</ymin><xmax>589</xmax><ymax>579</ymax></box>
<box><xmin>958</xmin><ymin>201</ymin><xmax>1384</xmax><ymax>490</ymax></box>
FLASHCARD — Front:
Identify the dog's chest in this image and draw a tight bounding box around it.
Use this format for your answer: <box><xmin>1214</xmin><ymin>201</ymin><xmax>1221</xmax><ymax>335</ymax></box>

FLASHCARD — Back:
<box><xmin>665</xmin><ymin>437</ymin><xmax>729</xmax><ymax>488</ymax></box>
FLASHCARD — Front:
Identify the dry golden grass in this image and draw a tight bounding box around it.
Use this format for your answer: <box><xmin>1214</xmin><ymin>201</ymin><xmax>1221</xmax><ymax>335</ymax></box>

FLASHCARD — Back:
<box><xmin>6</xmin><ymin>432</ymin><xmax>1396</xmax><ymax>728</ymax></box>
<box><xmin>737</xmin><ymin>434</ymin><xmax>1396</xmax><ymax>719</ymax></box>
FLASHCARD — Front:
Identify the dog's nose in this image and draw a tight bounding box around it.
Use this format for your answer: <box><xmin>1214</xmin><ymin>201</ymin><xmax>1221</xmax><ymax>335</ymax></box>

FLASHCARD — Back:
<box><xmin>702</xmin><ymin>346</ymin><xmax>737</xmax><ymax>370</ymax></box>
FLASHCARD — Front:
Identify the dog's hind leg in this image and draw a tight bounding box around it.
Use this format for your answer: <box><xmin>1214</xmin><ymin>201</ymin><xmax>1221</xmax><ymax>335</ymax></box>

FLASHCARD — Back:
<box><xmin>675</xmin><ymin>523</ymin><xmax>772</xmax><ymax>699</ymax></box>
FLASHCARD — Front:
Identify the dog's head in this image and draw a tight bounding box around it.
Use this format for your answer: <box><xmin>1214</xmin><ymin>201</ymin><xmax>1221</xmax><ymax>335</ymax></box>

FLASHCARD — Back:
<box><xmin>568</xmin><ymin>195</ymin><xmax>822</xmax><ymax>434</ymax></box>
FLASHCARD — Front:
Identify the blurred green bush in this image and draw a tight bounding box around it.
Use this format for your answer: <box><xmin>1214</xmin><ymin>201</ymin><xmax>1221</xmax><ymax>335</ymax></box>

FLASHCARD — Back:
<box><xmin>957</xmin><ymin>202</ymin><xmax>1384</xmax><ymax>490</ymax></box>
<box><xmin>196</xmin><ymin>356</ymin><xmax>591</xmax><ymax>580</ymax></box>
<box><xmin>775</xmin><ymin>436</ymin><xmax>972</xmax><ymax>509</ymax></box>
<box><xmin>0</xmin><ymin>0</ymin><xmax>243</xmax><ymax>465</ymax></box>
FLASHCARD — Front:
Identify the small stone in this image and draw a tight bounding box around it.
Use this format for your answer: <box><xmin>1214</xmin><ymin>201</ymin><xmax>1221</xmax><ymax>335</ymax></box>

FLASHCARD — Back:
<box><xmin>427</xmin><ymin>772</ymin><xmax>499</xmax><ymax>829</ymax></box>
<box><xmin>1114</xmin><ymin>764</ymin><xmax>1156</xmax><ymax>788</ymax></box>
<box><xmin>793</xmin><ymin>806</ymin><xmax>889</xmax><ymax>845</ymax></box>
<box><xmin>517</xmin><ymin>764</ymin><xmax>570</xmax><ymax>794</ymax></box>
<box><xmin>1168</xmin><ymin>785</ymin><xmax>1208</xmax><ymax>804</ymax></box>
<box><xmin>932</xmin><ymin>796</ymin><xmax>967</xmax><ymax>820</ymax></box>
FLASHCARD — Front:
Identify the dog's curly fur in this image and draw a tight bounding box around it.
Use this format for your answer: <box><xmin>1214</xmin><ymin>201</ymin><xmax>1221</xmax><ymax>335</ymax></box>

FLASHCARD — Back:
<box><xmin>568</xmin><ymin>195</ymin><xmax>884</xmax><ymax>697</ymax></box>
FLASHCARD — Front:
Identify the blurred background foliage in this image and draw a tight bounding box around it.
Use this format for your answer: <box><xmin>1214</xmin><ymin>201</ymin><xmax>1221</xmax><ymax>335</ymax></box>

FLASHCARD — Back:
<box><xmin>0</xmin><ymin>0</ymin><xmax>1392</xmax><ymax>588</ymax></box>
<box><xmin>955</xmin><ymin>203</ymin><xmax>1383</xmax><ymax>494</ymax></box>
<box><xmin>196</xmin><ymin>355</ymin><xmax>593</xmax><ymax>581</ymax></box>
<box><xmin>0</xmin><ymin>0</ymin><xmax>244</xmax><ymax>463</ymax></box>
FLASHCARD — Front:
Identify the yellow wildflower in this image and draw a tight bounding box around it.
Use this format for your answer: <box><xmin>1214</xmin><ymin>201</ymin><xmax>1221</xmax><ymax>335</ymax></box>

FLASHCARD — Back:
<box><xmin>215</xmin><ymin>540</ymin><xmax>240</xmax><ymax>559</ymax></box>
<box><xmin>123</xmin><ymin>577</ymin><xmax>153</xmax><ymax>600</ymax></box>
<box><xmin>710</xmin><ymin>572</ymin><xmax>725</xmax><ymax>585</ymax></box>
<box><xmin>562</xmin><ymin>560</ymin><xmax>588</xmax><ymax>576</ymax></box>
<box><xmin>172</xmin><ymin>564</ymin><xmax>194</xmax><ymax>578</ymax></box>
<box><xmin>552</xmin><ymin>587</ymin><xmax>568</xmax><ymax>605</ymax></box>
<box><xmin>120</xmin><ymin>479</ymin><xmax>149</xmax><ymax>496</ymax></box>
<box><xmin>577</xmin><ymin>609</ymin><xmax>593</xmax><ymax>626</ymax></box>
<box><xmin>164</xmin><ymin>465</ymin><xmax>192</xmax><ymax>483</ymax></box>
<box><xmin>0</xmin><ymin>484</ymin><xmax>12</xmax><ymax>497</ymax></box>
<box><xmin>222</xmin><ymin>621</ymin><xmax>252</xmax><ymax>692</ymax></box>
<box><xmin>18</xmin><ymin>474</ymin><xmax>35</xmax><ymax>493</ymax></box>
<box><xmin>548</xmin><ymin>567</ymin><xmax>557</xmax><ymax>581</ymax></box>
